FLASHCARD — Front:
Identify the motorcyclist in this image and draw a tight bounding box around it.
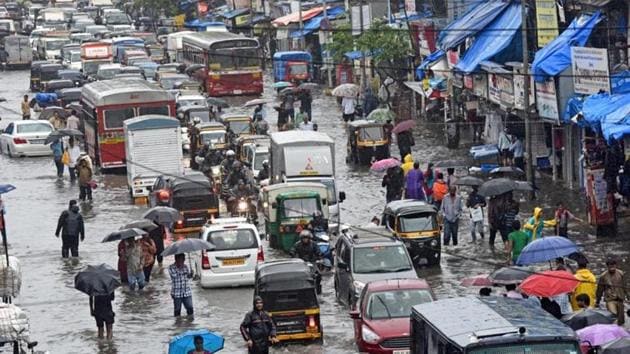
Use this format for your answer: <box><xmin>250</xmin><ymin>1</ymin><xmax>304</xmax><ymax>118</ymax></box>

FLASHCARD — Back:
<box><xmin>253</xmin><ymin>114</ymin><xmax>269</xmax><ymax>135</ymax></box>
<box><xmin>221</xmin><ymin>150</ymin><xmax>237</xmax><ymax>175</ymax></box>
<box><xmin>289</xmin><ymin>230</ymin><xmax>322</xmax><ymax>263</ymax></box>
<box><xmin>226</xmin><ymin>161</ymin><xmax>252</xmax><ymax>189</ymax></box>
<box><xmin>228</xmin><ymin>180</ymin><xmax>258</xmax><ymax>215</ymax></box>
<box><xmin>256</xmin><ymin>160</ymin><xmax>270</xmax><ymax>183</ymax></box>
<box><xmin>308</xmin><ymin>211</ymin><xmax>328</xmax><ymax>233</ymax></box>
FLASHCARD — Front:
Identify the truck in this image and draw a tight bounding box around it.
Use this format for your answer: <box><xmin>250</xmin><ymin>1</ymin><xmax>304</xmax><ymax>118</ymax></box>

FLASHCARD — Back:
<box><xmin>80</xmin><ymin>41</ymin><xmax>113</xmax><ymax>78</ymax></box>
<box><xmin>269</xmin><ymin>131</ymin><xmax>343</xmax><ymax>230</ymax></box>
<box><xmin>272</xmin><ymin>51</ymin><xmax>313</xmax><ymax>83</ymax></box>
<box><xmin>4</xmin><ymin>35</ymin><xmax>32</xmax><ymax>68</ymax></box>
<box><xmin>123</xmin><ymin>115</ymin><xmax>183</xmax><ymax>203</ymax></box>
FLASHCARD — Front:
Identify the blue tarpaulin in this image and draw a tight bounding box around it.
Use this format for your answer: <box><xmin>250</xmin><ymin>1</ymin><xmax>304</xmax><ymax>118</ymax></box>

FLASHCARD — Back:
<box><xmin>581</xmin><ymin>93</ymin><xmax>630</xmax><ymax>137</ymax></box>
<box><xmin>344</xmin><ymin>49</ymin><xmax>382</xmax><ymax>60</ymax></box>
<box><xmin>454</xmin><ymin>3</ymin><xmax>522</xmax><ymax>74</ymax></box>
<box><xmin>415</xmin><ymin>49</ymin><xmax>445</xmax><ymax>79</ymax></box>
<box><xmin>437</xmin><ymin>0</ymin><xmax>511</xmax><ymax>51</ymax></box>
<box><xmin>563</xmin><ymin>94</ymin><xmax>585</xmax><ymax>124</ymax></box>
<box><xmin>563</xmin><ymin>71</ymin><xmax>630</xmax><ymax>124</ymax></box>
<box><xmin>290</xmin><ymin>6</ymin><xmax>344</xmax><ymax>38</ymax></box>
<box><xmin>611</xmin><ymin>70</ymin><xmax>630</xmax><ymax>95</ymax></box>
<box><xmin>531</xmin><ymin>11</ymin><xmax>602</xmax><ymax>83</ymax></box>
<box><xmin>184</xmin><ymin>20</ymin><xmax>225</xmax><ymax>30</ymax></box>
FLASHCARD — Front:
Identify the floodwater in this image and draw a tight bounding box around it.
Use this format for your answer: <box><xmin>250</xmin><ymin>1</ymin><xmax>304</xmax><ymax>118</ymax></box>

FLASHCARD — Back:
<box><xmin>0</xmin><ymin>69</ymin><xmax>628</xmax><ymax>353</ymax></box>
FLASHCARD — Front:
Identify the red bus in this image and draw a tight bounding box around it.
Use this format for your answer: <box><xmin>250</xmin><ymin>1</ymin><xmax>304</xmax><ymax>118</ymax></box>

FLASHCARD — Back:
<box><xmin>81</xmin><ymin>79</ymin><xmax>176</xmax><ymax>169</ymax></box>
<box><xmin>181</xmin><ymin>32</ymin><xmax>263</xmax><ymax>96</ymax></box>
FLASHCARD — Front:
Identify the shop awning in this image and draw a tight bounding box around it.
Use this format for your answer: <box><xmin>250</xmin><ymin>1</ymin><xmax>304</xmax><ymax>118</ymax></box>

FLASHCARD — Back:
<box><xmin>290</xmin><ymin>6</ymin><xmax>345</xmax><ymax>38</ymax></box>
<box><xmin>531</xmin><ymin>11</ymin><xmax>602</xmax><ymax>83</ymax></box>
<box><xmin>454</xmin><ymin>3</ymin><xmax>522</xmax><ymax>74</ymax></box>
<box><xmin>437</xmin><ymin>0</ymin><xmax>511</xmax><ymax>51</ymax></box>
<box><xmin>222</xmin><ymin>8</ymin><xmax>250</xmax><ymax>19</ymax></box>
<box><xmin>272</xmin><ymin>6</ymin><xmax>326</xmax><ymax>26</ymax></box>
<box><xmin>415</xmin><ymin>49</ymin><xmax>445</xmax><ymax>79</ymax></box>
<box><xmin>596</xmin><ymin>94</ymin><xmax>630</xmax><ymax>142</ymax></box>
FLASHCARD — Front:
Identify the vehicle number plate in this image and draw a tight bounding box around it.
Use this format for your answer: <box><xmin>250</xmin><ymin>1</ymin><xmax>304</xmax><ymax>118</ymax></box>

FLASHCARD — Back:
<box><xmin>30</xmin><ymin>139</ymin><xmax>45</xmax><ymax>144</ymax></box>
<box><xmin>233</xmin><ymin>90</ymin><xmax>242</xmax><ymax>94</ymax></box>
<box><xmin>393</xmin><ymin>350</ymin><xmax>410</xmax><ymax>354</ymax></box>
<box><xmin>222</xmin><ymin>258</ymin><xmax>245</xmax><ymax>266</ymax></box>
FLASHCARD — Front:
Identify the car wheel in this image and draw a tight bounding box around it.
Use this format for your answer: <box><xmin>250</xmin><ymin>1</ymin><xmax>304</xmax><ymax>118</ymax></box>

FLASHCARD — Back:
<box><xmin>7</xmin><ymin>145</ymin><xmax>14</xmax><ymax>158</ymax></box>
<box><xmin>334</xmin><ymin>279</ymin><xmax>339</xmax><ymax>300</ymax></box>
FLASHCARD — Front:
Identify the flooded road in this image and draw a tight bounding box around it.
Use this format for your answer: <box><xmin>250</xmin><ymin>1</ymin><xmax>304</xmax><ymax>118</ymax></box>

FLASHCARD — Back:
<box><xmin>0</xmin><ymin>69</ymin><xmax>628</xmax><ymax>353</ymax></box>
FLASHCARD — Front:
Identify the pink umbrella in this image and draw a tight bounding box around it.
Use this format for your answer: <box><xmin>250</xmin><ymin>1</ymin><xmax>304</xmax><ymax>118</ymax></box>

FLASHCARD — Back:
<box><xmin>392</xmin><ymin>120</ymin><xmax>416</xmax><ymax>134</ymax></box>
<box><xmin>370</xmin><ymin>158</ymin><xmax>401</xmax><ymax>172</ymax></box>
<box><xmin>576</xmin><ymin>324</ymin><xmax>630</xmax><ymax>347</ymax></box>
<box><xmin>460</xmin><ymin>274</ymin><xmax>492</xmax><ymax>287</ymax></box>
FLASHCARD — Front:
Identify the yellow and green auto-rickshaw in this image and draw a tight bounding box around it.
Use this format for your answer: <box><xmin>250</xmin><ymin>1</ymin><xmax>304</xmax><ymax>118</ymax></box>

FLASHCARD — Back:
<box><xmin>346</xmin><ymin>120</ymin><xmax>390</xmax><ymax>165</ymax></box>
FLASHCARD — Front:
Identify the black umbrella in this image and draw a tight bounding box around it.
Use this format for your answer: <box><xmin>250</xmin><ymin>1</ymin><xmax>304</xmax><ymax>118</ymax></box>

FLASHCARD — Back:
<box><xmin>161</xmin><ymin>238</ymin><xmax>215</xmax><ymax>257</ymax></box>
<box><xmin>44</xmin><ymin>128</ymin><xmax>84</xmax><ymax>145</ymax></box>
<box><xmin>489</xmin><ymin>166</ymin><xmax>525</xmax><ymax>176</ymax></box>
<box><xmin>515</xmin><ymin>181</ymin><xmax>533</xmax><ymax>192</ymax></box>
<box><xmin>74</xmin><ymin>264</ymin><xmax>121</xmax><ymax>296</ymax></box>
<box><xmin>38</xmin><ymin>106</ymin><xmax>69</xmax><ymax>120</ymax></box>
<box><xmin>433</xmin><ymin>160</ymin><xmax>468</xmax><ymax>168</ymax></box>
<box><xmin>488</xmin><ymin>266</ymin><xmax>532</xmax><ymax>285</ymax></box>
<box><xmin>185</xmin><ymin>64</ymin><xmax>204</xmax><ymax>76</ymax></box>
<box><xmin>206</xmin><ymin>97</ymin><xmax>229</xmax><ymax>108</ymax></box>
<box><xmin>142</xmin><ymin>206</ymin><xmax>180</xmax><ymax>225</ymax></box>
<box><xmin>121</xmin><ymin>219</ymin><xmax>158</xmax><ymax>232</ymax></box>
<box><xmin>600</xmin><ymin>337</ymin><xmax>630</xmax><ymax>354</ymax></box>
<box><xmin>562</xmin><ymin>309</ymin><xmax>616</xmax><ymax>330</ymax></box>
<box><xmin>455</xmin><ymin>176</ymin><xmax>484</xmax><ymax>187</ymax></box>
<box><xmin>102</xmin><ymin>228</ymin><xmax>146</xmax><ymax>243</ymax></box>
<box><xmin>478</xmin><ymin>178</ymin><xmax>518</xmax><ymax>197</ymax></box>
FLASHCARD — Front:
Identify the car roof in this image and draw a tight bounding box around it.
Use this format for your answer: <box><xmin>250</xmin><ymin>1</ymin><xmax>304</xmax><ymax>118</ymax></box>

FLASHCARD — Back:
<box><xmin>384</xmin><ymin>199</ymin><xmax>437</xmax><ymax>215</ymax></box>
<box><xmin>365</xmin><ymin>278</ymin><xmax>431</xmax><ymax>292</ymax></box>
<box><xmin>256</xmin><ymin>259</ymin><xmax>315</xmax><ymax>291</ymax></box>
<box><xmin>343</xmin><ymin>227</ymin><xmax>400</xmax><ymax>246</ymax></box>
<box><xmin>13</xmin><ymin>120</ymin><xmax>53</xmax><ymax>126</ymax></box>
<box><xmin>204</xmin><ymin>218</ymin><xmax>258</xmax><ymax>232</ymax></box>
<box><xmin>348</xmin><ymin>119</ymin><xmax>384</xmax><ymax>128</ymax></box>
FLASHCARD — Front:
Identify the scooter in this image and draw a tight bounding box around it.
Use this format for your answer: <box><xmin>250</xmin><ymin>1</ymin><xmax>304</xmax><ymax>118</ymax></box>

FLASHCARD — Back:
<box><xmin>313</xmin><ymin>231</ymin><xmax>333</xmax><ymax>272</ymax></box>
<box><xmin>233</xmin><ymin>196</ymin><xmax>258</xmax><ymax>225</ymax></box>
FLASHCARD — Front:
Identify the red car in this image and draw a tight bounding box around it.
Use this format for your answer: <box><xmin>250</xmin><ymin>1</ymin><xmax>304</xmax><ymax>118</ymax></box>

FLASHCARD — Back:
<box><xmin>350</xmin><ymin>278</ymin><xmax>435</xmax><ymax>354</ymax></box>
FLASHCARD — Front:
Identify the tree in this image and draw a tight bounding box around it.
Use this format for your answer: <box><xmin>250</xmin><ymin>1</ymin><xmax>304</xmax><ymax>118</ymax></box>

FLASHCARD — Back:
<box><xmin>328</xmin><ymin>22</ymin><xmax>354</xmax><ymax>63</ymax></box>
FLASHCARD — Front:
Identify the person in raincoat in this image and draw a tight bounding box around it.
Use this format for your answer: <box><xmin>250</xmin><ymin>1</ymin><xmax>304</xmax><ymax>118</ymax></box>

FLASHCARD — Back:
<box><xmin>424</xmin><ymin>163</ymin><xmax>435</xmax><ymax>202</ymax></box>
<box><xmin>405</xmin><ymin>162</ymin><xmax>425</xmax><ymax>200</ymax></box>
<box><xmin>382</xmin><ymin>166</ymin><xmax>404</xmax><ymax>202</ymax></box>
<box><xmin>432</xmin><ymin>173</ymin><xmax>448</xmax><ymax>209</ymax></box>
<box><xmin>570</xmin><ymin>259</ymin><xmax>597</xmax><ymax>311</ymax></box>
<box><xmin>401</xmin><ymin>154</ymin><xmax>414</xmax><ymax>175</ymax></box>
<box><xmin>523</xmin><ymin>207</ymin><xmax>556</xmax><ymax>241</ymax></box>
<box><xmin>240</xmin><ymin>296</ymin><xmax>278</xmax><ymax>354</ymax></box>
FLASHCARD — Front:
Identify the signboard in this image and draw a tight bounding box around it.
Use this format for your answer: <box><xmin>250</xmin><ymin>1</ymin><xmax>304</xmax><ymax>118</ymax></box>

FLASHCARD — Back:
<box><xmin>351</xmin><ymin>5</ymin><xmax>371</xmax><ymax>36</ymax></box>
<box><xmin>488</xmin><ymin>73</ymin><xmax>501</xmax><ymax>104</ymax></box>
<box><xmin>513</xmin><ymin>66</ymin><xmax>535</xmax><ymax>110</ymax></box>
<box><xmin>585</xmin><ymin>168</ymin><xmax>615</xmax><ymax>226</ymax></box>
<box><xmin>571</xmin><ymin>47</ymin><xmax>611</xmax><ymax>94</ymax></box>
<box><xmin>535</xmin><ymin>78</ymin><xmax>559</xmax><ymax>123</ymax></box>
<box><xmin>464</xmin><ymin>75</ymin><xmax>473</xmax><ymax>89</ymax></box>
<box><xmin>235</xmin><ymin>14</ymin><xmax>250</xmax><ymax>26</ymax></box>
<box><xmin>447</xmin><ymin>50</ymin><xmax>459</xmax><ymax>68</ymax></box>
<box><xmin>473</xmin><ymin>73</ymin><xmax>488</xmax><ymax>99</ymax></box>
<box><xmin>81</xmin><ymin>45</ymin><xmax>111</xmax><ymax>59</ymax></box>
<box><xmin>535</xmin><ymin>0</ymin><xmax>559</xmax><ymax>47</ymax></box>
<box><xmin>498</xmin><ymin>74</ymin><xmax>514</xmax><ymax>108</ymax></box>
<box><xmin>405</xmin><ymin>0</ymin><xmax>415</xmax><ymax>12</ymax></box>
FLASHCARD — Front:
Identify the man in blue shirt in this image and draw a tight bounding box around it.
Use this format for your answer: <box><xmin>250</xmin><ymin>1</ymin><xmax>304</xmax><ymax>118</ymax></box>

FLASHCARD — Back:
<box><xmin>50</xmin><ymin>139</ymin><xmax>64</xmax><ymax>178</ymax></box>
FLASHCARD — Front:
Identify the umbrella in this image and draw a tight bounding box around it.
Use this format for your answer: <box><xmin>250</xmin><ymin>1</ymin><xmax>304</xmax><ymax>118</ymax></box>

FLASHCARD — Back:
<box><xmin>488</xmin><ymin>266</ymin><xmax>532</xmax><ymax>285</ymax></box>
<box><xmin>185</xmin><ymin>64</ymin><xmax>204</xmax><ymax>76</ymax></box>
<box><xmin>142</xmin><ymin>206</ymin><xmax>181</xmax><ymax>225</ymax></box>
<box><xmin>298</xmin><ymin>82</ymin><xmax>318</xmax><ymax>90</ymax></box>
<box><xmin>38</xmin><ymin>106</ymin><xmax>69</xmax><ymax>120</ymax></box>
<box><xmin>243</xmin><ymin>98</ymin><xmax>275</xmax><ymax>107</ymax></box>
<box><xmin>169</xmin><ymin>329</ymin><xmax>224</xmax><ymax>354</ymax></box>
<box><xmin>121</xmin><ymin>219</ymin><xmax>158</xmax><ymax>232</ymax></box>
<box><xmin>478</xmin><ymin>178</ymin><xmax>518</xmax><ymax>197</ymax></box>
<box><xmin>272</xmin><ymin>81</ymin><xmax>292</xmax><ymax>89</ymax></box>
<box><xmin>0</xmin><ymin>185</ymin><xmax>16</xmax><ymax>194</ymax></box>
<box><xmin>460</xmin><ymin>274</ymin><xmax>492</xmax><ymax>287</ymax></box>
<box><xmin>332</xmin><ymin>83</ymin><xmax>359</xmax><ymax>97</ymax></box>
<box><xmin>102</xmin><ymin>228</ymin><xmax>146</xmax><ymax>243</ymax></box>
<box><xmin>279</xmin><ymin>87</ymin><xmax>296</xmax><ymax>96</ymax></box>
<box><xmin>600</xmin><ymin>337</ymin><xmax>630</xmax><ymax>354</ymax></box>
<box><xmin>367</xmin><ymin>108</ymin><xmax>395</xmax><ymax>122</ymax></box>
<box><xmin>44</xmin><ymin>128</ymin><xmax>84</xmax><ymax>144</ymax></box>
<box><xmin>518</xmin><ymin>270</ymin><xmax>579</xmax><ymax>298</ymax></box>
<box><xmin>391</xmin><ymin>119</ymin><xmax>416</xmax><ymax>134</ymax></box>
<box><xmin>206</xmin><ymin>97</ymin><xmax>229</xmax><ymax>108</ymax></box>
<box><xmin>74</xmin><ymin>264</ymin><xmax>121</xmax><ymax>296</ymax></box>
<box><xmin>161</xmin><ymin>238</ymin><xmax>215</xmax><ymax>257</ymax></box>
<box><xmin>489</xmin><ymin>166</ymin><xmax>525</xmax><ymax>176</ymax></box>
<box><xmin>455</xmin><ymin>176</ymin><xmax>484</xmax><ymax>187</ymax></box>
<box><xmin>370</xmin><ymin>158</ymin><xmax>401</xmax><ymax>172</ymax></box>
<box><xmin>576</xmin><ymin>324</ymin><xmax>630</xmax><ymax>347</ymax></box>
<box><xmin>516</xmin><ymin>236</ymin><xmax>579</xmax><ymax>265</ymax></box>
<box><xmin>515</xmin><ymin>181</ymin><xmax>533</xmax><ymax>192</ymax></box>
<box><xmin>563</xmin><ymin>309</ymin><xmax>616</xmax><ymax>330</ymax></box>
<box><xmin>433</xmin><ymin>160</ymin><xmax>469</xmax><ymax>168</ymax></box>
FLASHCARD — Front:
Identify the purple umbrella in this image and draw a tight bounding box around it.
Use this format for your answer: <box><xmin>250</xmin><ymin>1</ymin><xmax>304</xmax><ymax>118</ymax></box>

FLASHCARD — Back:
<box><xmin>370</xmin><ymin>158</ymin><xmax>401</xmax><ymax>172</ymax></box>
<box><xmin>577</xmin><ymin>324</ymin><xmax>630</xmax><ymax>347</ymax></box>
<box><xmin>392</xmin><ymin>120</ymin><xmax>416</xmax><ymax>134</ymax></box>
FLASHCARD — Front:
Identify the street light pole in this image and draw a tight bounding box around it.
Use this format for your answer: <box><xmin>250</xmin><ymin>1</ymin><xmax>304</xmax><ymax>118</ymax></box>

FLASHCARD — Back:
<box><xmin>521</xmin><ymin>0</ymin><xmax>534</xmax><ymax>195</ymax></box>
<box><xmin>298</xmin><ymin>0</ymin><xmax>304</xmax><ymax>49</ymax></box>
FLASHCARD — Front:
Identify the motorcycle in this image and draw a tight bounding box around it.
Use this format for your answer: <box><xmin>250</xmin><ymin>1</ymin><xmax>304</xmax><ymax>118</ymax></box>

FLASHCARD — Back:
<box><xmin>232</xmin><ymin>196</ymin><xmax>258</xmax><ymax>225</ymax></box>
<box><xmin>313</xmin><ymin>231</ymin><xmax>333</xmax><ymax>272</ymax></box>
<box><xmin>196</xmin><ymin>156</ymin><xmax>223</xmax><ymax>193</ymax></box>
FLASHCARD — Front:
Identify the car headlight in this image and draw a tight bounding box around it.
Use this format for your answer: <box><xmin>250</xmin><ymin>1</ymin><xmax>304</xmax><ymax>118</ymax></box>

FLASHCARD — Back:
<box><xmin>361</xmin><ymin>325</ymin><xmax>380</xmax><ymax>344</ymax></box>
<box><xmin>430</xmin><ymin>239</ymin><xmax>438</xmax><ymax>247</ymax></box>
<box><xmin>353</xmin><ymin>280</ymin><xmax>365</xmax><ymax>295</ymax></box>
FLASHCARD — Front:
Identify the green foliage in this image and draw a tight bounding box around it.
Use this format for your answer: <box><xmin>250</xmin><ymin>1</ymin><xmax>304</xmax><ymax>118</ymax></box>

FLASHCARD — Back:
<box><xmin>134</xmin><ymin>0</ymin><xmax>179</xmax><ymax>17</ymax></box>
<box><xmin>328</xmin><ymin>22</ymin><xmax>354</xmax><ymax>62</ymax></box>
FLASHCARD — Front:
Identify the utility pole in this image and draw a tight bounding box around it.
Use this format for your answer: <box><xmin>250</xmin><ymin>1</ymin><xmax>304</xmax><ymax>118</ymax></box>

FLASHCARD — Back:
<box><xmin>298</xmin><ymin>0</ymin><xmax>304</xmax><ymax>49</ymax></box>
<box><xmin>359</xmin><ymin>0</ymin><xmax>367</xmax><ymax>90</ymax></box>
<box><xmin>322</xmin><ymin>0</ymin><xmax>333</xmax><ymax>87</ymax></box>
<box><xmin>521</xmin><ymin>0</ymin><xmax>534</xmax><ymax>194</ymax></box>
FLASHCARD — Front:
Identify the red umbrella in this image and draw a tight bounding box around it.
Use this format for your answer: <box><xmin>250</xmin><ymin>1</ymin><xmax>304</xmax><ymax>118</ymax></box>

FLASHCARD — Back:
<box><xmin>460</xmin><ymin>274</ymin><xmax>492</xmax><ymax>287</ymax></box>
<box><xmin>519</xmin><ymin>270</ymin><xmax>579</xmax><ymax>298</ymax></box>
<box><xmin>392</xmin><ymin>120</ymin><xmax>416</xmax><ymax>134</ymax></box>
<box><xmin>370</xmin><ymin>158</ymin><xmax>401</xmax><ymax>172</ymax></box>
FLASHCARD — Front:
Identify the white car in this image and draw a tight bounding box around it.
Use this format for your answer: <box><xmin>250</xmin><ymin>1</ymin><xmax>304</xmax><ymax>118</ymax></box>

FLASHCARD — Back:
<box><xmin>0</xmin><ymin>121</ymin><xmax>54</xmax><ymax>157</ymax></box>
<box><xmin>195</xmin><ymin>218</ymin><xmax>264</xmax><ymax>288</ymax></box>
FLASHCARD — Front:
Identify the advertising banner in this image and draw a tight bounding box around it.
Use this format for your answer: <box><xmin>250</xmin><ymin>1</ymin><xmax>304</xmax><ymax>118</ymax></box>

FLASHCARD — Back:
<box><xmin>571</xmin><ymin>47</ymin><xmax>611</xmax><ymax>94</ymax></box>
<box><xmin>535</xmin><ymin>0</ymin><xmax>559</xmax><ymax>47</ymax></box>
<box><xmin>535</xmin><ymin>78</ymin><xmax>559</xmax><ymax>123</ymax></box>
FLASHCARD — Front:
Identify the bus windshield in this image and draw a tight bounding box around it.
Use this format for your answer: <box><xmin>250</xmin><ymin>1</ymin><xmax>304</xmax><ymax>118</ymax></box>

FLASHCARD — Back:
<box><xmin>468</xmin><ymin>342</ymin><xmax>580</xmax><ymax>354</ymax></box>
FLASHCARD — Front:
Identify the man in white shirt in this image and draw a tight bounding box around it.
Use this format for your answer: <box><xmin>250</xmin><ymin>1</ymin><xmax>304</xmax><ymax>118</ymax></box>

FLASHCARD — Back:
<box><xmin>66</xmin><ymin>110</ymin><xmax>81</xmax><ymax>130</ymax></box>
<box><xmin>298</xmin><ymin>114</ymin><xmax>314</xmax><ymax>131</ymax></box>
<box><xmin>341</xmin><ymin>97</ymin><xmax>356</xmax><ymax>122</ymax></box>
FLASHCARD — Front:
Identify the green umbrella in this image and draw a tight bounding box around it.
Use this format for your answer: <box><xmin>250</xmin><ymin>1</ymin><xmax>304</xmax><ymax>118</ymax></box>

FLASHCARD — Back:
<box><xmin>367</xmin><ymin>108</ymin><xmax>395</xmax><ymax>122</ymax></box>
<box><xmin>273</xmin><ymin>81</ymin><xmax>293</xmax><ymax>89</ymax></box>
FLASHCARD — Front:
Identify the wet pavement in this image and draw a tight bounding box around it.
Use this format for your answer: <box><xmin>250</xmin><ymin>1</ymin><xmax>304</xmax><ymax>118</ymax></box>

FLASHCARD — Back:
<box><xmin>1</xmin><ymin>69</ymin><xmax>629</xmax><ymax>353</ymax></box>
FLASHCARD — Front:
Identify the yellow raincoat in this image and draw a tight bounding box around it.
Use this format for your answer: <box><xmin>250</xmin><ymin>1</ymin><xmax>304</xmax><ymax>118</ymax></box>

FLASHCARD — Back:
<box><xmin>523</xmin><ymin>207</ymin><xmax>556</xmax><ymax>241</ymax></box>
<box><xmin>401</xmin><ymin>154</ymin><xmax>414</xmax><ymax>175</ymax></box>
<box><xmin>571</xmin><ymin>268</ymin><xmax>597</xmax><ymax>310</ymax></box>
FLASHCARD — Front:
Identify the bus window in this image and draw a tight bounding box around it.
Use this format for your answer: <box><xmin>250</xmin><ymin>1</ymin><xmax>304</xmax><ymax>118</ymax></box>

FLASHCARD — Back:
<box><xmin>235</xmin><ymin>48</ymin><xmax>259</xmax><ymax>68</ymax></box>
<box><xmin>104</xmin><ymin>107</ymin><xmax>135</xmax><ymax>129</ymax></box>
<box><xmin>139</xmin><ymin>106</ymin><xmax>169</xmax><ymax>116</ymax></box>
<box><xmin>210</xmin><ymin>50</ymin><xmax>235</xmax><ymax>70</ymax></box>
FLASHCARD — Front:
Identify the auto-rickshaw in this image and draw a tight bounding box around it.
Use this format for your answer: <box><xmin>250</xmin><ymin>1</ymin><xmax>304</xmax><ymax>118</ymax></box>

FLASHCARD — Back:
<box><xmin>383</xmin><ymin>200</ymin><xmax>441</xmax><ymax>266</ymax></box>
<box><xmin>177</xmin><ymin>106</ymin><xmax>211</xmax><ymax>127</ymax></box>
<box><xmin>254</xmin><ymin>259</ymin><xmax>322</xmax><ymax>342</ymax></box>
<box><xmin>38</xmin><ymin>63</ymin><xmax>63</xmax><ymax>92</ymax></box>
<box><xmin>235</xmin><ymin>135</ymin><xmax>269</xmax><ymax>162</ymax></box>
<box><xmin>272</xmin><ymin>51</ymin><xmax>312</xmax><ymax>83</ymax></box>
<box><xmin>236</xmin><ymin>135</ymin><xmax>270</xmax><ymax>179</ymax></box>
<box><xmin>220</xmin><ymin>114</ymin><xmax>253</xmax><ymax>147</ymax></box>
<box><xmin>346</xmin><ymin>120</ymin><xmax>390</xmax><ymax>165</ymax></box>
<box><xmin>190</xmin><ymin>122</ymin><xmax>227</xmax><ymax>183</ymax></box>
<box><xmin>168</xmin><ymin>174</ymin><xmax>219</xmax><ymax>235</ymax></box>
<box><xmin>29</xmin><ymin>60</ymin><xmax>55</xmax><ymax>92</ymax></box>
<box><xmin>261</xmin><ymin>182</ymin><xmax>329</xmax><ymax>252</ymax></box>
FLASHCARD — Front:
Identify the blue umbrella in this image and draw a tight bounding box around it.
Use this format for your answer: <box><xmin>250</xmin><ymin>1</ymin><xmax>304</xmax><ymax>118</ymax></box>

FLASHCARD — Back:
<box><xmin>272</xmin><ymin>81</ymin><xmax>292</xmax><ymax>89</ymax></box>
<box><xmin>169</xmin><ymin>329</ymin><xmax>224</xmax><ymax>354</ymax></box>
<box><xmin>516</xmin><ymin>236</ymin><xmax>579</xmax><ymax>265</ymax></box>
<box><xmin>0</xmin><ymin>184</ymin><xmax>16</xmax><ymax>194</ymax></box>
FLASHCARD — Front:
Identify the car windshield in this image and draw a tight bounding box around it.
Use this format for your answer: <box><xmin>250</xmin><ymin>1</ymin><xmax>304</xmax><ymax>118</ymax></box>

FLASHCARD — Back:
<box><xmin>353</xmin><ymin>246</ymin><xmax>412</xmax><ymax>274</ymax></box>
<box><xmin>398</xmin><ymin>213</ymin><xmax>437</xmax><ymax>233</ymax></box>
<box><xmin>206</xmin><ymin>229</ymin><xmax>257</xmax><ymax>251</ymax></box>
<box><xmin>360</xmin><ymin>126</ymin><xmax>384</xmax><ymax>141</ymax></box>
<box><xmin>70</xmin><ymin>52</ymin><xmax>81</xmax><ymax>61</ymax></box>
<box><xmin>367</xmin><ymin>289</ymin><xmax>433</xmax><ymax>319</ymax></box>
<box><xmin>281</xmin><ymin>198</ymin><xmax>319</xmax><ymax>219</ymax></box>
<box><xmin>17</xmin><ymin>123</ymin><xmax>53</xmax><ymax>134</ymax></box>
<box><xmin>83</xmin><ymin>61</ymin><xmax>108</xmax><ymax>76</ymax></box>
<box><xmin>254</xmin><ymin>151</ymin><xmax>268</xmax><ymax>170</ymax></box>
<box><xmin>47</xmin><ymin>40</ymin><xmax>69</xmax><ymax>50</ymax></box>
<box><xmin>200</xmin><ymin>131</ymin><xmax>225</xmax><ymax>145</ymax></box>
<box><xmin>179</xmin><ymin>99</ymin><xmax>205</xmax><ymax>107</ymax></box>
<box><xmin>160</xmin><ymin>77</ymin><xmax>185</xmax><ymax>89</ymax></box>
<box><xmin>228</xmin><ymin>121</ymin><xmax>250</xmax><ymax>134</ymax></box>
<box><xmin>469</xmin><ymin>342</ymin><xmax>580</xmax><ymax>354</ymax></box>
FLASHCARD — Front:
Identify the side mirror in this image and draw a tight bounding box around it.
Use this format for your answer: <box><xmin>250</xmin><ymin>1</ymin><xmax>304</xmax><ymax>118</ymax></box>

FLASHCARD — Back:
<box><xmin>349</xmin><ymin>310</ymin><xmax>361</xmax><ymax>320</ymax></box>
<box><xmin>271</xmin><ymin>201</ymin><xmax>277</xmax><ymax>208</ymax></box>
<box><xmin>338</xmin><ymin>191</ymin><xmax>346</xmax><ymax>203</ymax></box>
<box><xmin>337</xmin><ymin>261</ymin><xmax>348</xmax><ymax>271</ymax></box>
